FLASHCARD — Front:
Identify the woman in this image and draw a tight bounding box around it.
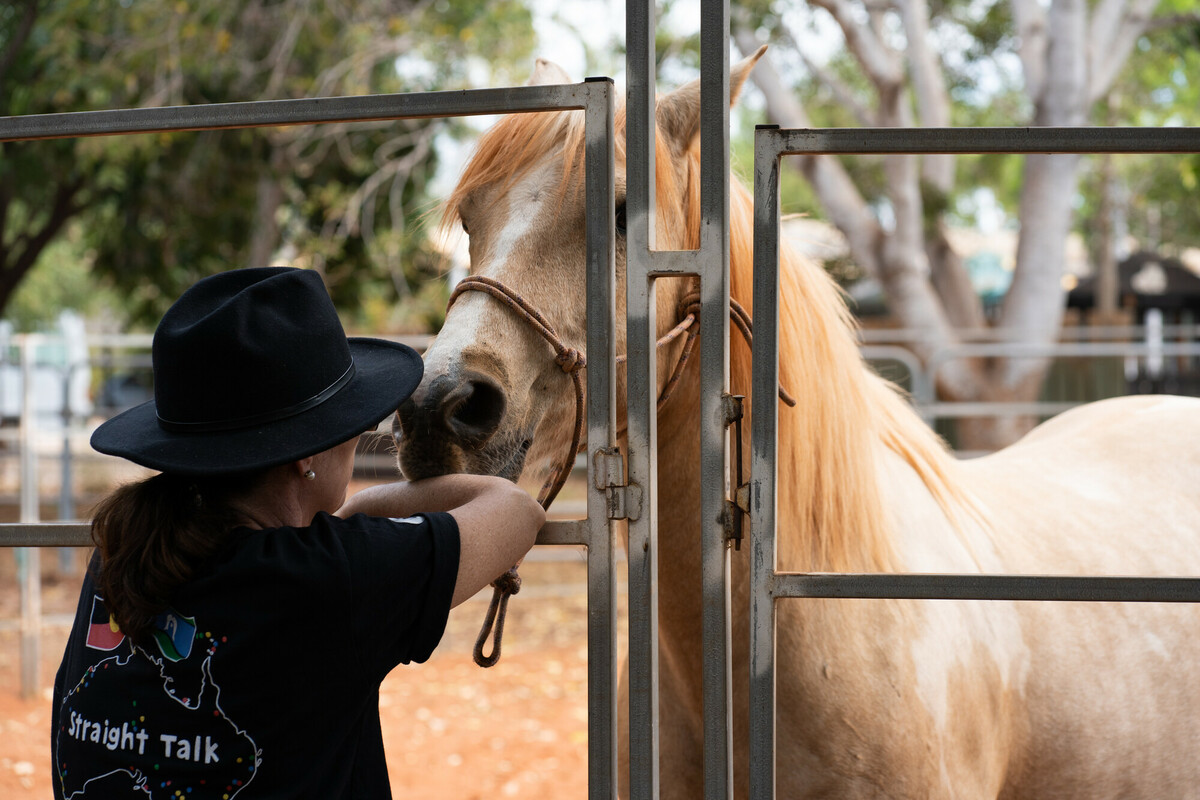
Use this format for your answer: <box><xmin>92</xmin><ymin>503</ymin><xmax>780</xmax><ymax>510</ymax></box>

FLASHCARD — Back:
<box><xmin>52</xmin><ymin>267</ymin><xmax>544</xmax><ymax>799</ymax></box>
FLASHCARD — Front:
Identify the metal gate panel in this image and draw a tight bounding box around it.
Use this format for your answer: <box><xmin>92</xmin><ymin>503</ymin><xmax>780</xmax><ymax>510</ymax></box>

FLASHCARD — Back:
<box><xmin>749</xmin><ymin>124</ymin><xmax>1200</xmax><ymax>800</ymax></box>
<box><xmin>0</xmin><ymin>80</ymin><xmax>622</xmax><ymax>798</ymax></box>
<box><xmin>624</xmin><ymin>2</ymin><xmax>738</xmax><ymax>798</ymax></box>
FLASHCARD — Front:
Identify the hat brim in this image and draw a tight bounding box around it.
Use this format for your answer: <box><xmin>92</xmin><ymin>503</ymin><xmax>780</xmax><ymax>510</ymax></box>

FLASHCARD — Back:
<box><xmin>91</xmin><ymin>338</ymin><xmax>423</xmax><ymax>477</ymax></box>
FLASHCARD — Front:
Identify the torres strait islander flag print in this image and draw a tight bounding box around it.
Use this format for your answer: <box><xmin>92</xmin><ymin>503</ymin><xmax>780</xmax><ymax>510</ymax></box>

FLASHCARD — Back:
<box><xmin>151</xmin><ymin>609</ymin><xmax>197</xmax><ymax>662</ymax></box>
<box><xmin>84</xmin><ymin>595</ymin><xmax>126</xmax><ymax>651</ymax></box>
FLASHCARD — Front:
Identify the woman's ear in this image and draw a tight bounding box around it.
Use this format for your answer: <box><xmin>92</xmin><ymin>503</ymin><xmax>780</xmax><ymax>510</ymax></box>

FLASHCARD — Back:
<box><xmin>295</xmin><ymin>456</ymin><xmax>316</xmax><ymax>481</ymax></box>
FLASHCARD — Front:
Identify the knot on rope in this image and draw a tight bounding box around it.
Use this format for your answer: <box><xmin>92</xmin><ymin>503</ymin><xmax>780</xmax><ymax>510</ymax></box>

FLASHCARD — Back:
<box><xmin>555</xmin><ymin>348</ymin><xmax>586</xmax><ymax>373</ymax></box>
<box><xmin>492</xmin><ymin>566</ymin><xmax>522</xmax><ymax>595</ymax></box>
<box><xmin>676</xmin><ymin>294</ymin><xmax>702</xmax><ymax>322</ymax></box>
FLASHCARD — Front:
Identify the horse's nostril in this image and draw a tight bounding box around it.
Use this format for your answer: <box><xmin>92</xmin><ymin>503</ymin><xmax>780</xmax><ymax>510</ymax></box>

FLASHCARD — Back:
<box><xmin>397</xmin><ymin>371</ymin><xmax>506</xmax><ymax>448</ymax></box>
<box><xmin>444</xmin><ymin>375</ymin><xmax>506</xmax><ymax>444</ymax></box>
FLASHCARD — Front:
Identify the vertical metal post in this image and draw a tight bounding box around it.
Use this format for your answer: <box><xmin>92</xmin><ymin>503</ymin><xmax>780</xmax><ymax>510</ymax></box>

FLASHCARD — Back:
<box><xmin>748</xmin><ymin>126</ymin><xmax>782</xmax><ymax>800</ymax></box>
<box><xmin>627</xmin><ymin>2</ymin><xmax>735</xmax><ymax>795</ymax></box>
<box><xmin>626</xmin><ymin>2</ymin><xmax>661</xmax><ymax>798</ymax></box>
<box><xmin>18</xmin><ymin>334</ymin><xmax>42</xmax><ymax>699</ymax></box>
<box><xmin>583</xmin><ymin>77</ymin><xmax>621</xmax><ymax>800</ymax></box>
<box><xmin>60</xmin><ymin>364</ymin><xmax>76</xmax><ymax>521</ymax></box>
<box><xmin>59</xmin><ymin>362</ymin><xmax>77</xmax><ymax>575</ymax></box>
<box><xmin>697</xmin><ymin>2</ymin><xmax>735</xmax><ymax>797</ymax></box>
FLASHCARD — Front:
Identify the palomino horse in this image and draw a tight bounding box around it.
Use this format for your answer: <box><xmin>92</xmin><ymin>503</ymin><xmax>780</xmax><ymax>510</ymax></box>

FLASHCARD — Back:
<box><xmin>395</xmin><ymin>51</ymin><xmax>1200</xmax><ymax>798</ymax></box>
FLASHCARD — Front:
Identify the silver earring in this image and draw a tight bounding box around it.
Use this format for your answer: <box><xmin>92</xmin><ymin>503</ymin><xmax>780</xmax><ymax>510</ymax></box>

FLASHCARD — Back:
<box><xmin>304</xmin><ymin>469</ymin><xmax>316</xmax><ymax>480</ymax></box>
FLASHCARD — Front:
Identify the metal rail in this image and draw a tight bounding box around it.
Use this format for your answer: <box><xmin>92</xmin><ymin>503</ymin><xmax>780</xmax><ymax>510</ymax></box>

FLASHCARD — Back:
<box><xmin>1</xmin><ymin>86</ymin><xmax>601</xmax><ymax>141</ymax></box>
<box><xmin>771</xmin><ymin>126</ymin><xmax>1200</xmax><ymax>155</ymax></box>
<box><xmin>770</xmin><ymin>572</ymin><xmax>1200</xmax><ymax>603</ymax></box>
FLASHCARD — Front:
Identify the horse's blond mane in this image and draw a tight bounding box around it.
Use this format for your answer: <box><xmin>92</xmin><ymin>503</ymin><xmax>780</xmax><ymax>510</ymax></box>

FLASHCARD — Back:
<box><xmin>726</xmin><ymin>182</ymin><xmax>971</xmax><ymax>572</ymax></box>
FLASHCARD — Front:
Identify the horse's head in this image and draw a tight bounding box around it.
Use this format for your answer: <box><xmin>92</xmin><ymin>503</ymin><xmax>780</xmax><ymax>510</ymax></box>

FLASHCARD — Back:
<box><xmin>394</xmin><ymin>50</ymin><xmax>765</xmax><ymax>486</ymax></box>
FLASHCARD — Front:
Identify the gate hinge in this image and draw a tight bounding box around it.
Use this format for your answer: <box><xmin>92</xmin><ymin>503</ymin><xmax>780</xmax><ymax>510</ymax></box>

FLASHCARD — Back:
<box><xmin>724</xmin><ymin>393</ymin><xmax>748</xmax><ymax>550</ymax></box>
<box><xmin>724</xmin><ymin>485</ymin><xmax>751</xmax><ymax>550</ymax></box>
<box><xmin>592</xmin><ymin>446</ymin><xmax>642</xmax><ymax>521</ymax></box>
<box><xmin>734</xmin><ymin>483</ymin><xmax>751</xmax><ymax>515</ymax></box>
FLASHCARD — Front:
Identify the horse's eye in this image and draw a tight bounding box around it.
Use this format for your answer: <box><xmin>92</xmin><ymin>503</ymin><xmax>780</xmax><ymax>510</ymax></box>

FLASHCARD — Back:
<box><xmin>615</xmin><ymin>202</ymin><xmax>627</xmax><ymax>236</ymax></box>
<box><xmin>460</xmin><ymin>219</ymin><xmax>470</xmax><ymax>235</ymax></box>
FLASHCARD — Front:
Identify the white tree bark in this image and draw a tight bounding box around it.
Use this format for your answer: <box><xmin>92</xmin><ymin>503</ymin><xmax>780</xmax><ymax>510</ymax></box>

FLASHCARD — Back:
<box><xmin>737</xmin><ymin>0</ymin><xmax>1174</xmax><ymax>448</ymax></box>
<box><xmin>899</xmin><ymin>0</ymin><xmax>953</xmax><ymax>191</ymax></box>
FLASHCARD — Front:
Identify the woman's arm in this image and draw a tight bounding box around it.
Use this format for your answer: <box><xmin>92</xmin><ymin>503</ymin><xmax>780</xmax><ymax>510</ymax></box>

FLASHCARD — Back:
<box><xmin>338</xmin><ymin>474</ymin><xmax>545</xmax><ymax>606</ymax></box>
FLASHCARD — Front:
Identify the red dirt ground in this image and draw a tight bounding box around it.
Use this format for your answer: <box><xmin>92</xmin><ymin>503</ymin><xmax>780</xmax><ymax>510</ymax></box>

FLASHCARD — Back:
<box><xmin>1</xmin><ymin>531</ymin><xmax>610</xmax><ymax>798</ymax></box>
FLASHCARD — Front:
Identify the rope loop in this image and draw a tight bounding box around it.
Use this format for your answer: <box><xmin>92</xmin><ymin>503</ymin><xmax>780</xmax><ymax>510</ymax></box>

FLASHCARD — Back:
<box><xmin>472</xmin><ymin>576</ymin><xmax>515</xmax><ymax>668</ymax></box>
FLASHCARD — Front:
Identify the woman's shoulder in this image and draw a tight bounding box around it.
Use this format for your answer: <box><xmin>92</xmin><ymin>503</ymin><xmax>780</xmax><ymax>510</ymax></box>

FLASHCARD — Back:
<box><xmin>225</xmin><ymin>511</ymin><xmax>457</xmax><ymax>567</ymax></box>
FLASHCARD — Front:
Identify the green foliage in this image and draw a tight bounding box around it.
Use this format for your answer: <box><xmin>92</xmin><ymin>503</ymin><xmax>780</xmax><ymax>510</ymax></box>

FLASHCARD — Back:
<box><xmin>6</xmin><ymin>223</ymin><xmax>120</xmax><ymax>333</ymax></box>
<box><xmin>1</xmin><ymin>0</ymin><xmax>536</xmax><ymax>331</ymax></box>
<box><xmin>1076</xmin><ymin>15</ymin><xmax>1200</xmax><ymax>253</ymax></box>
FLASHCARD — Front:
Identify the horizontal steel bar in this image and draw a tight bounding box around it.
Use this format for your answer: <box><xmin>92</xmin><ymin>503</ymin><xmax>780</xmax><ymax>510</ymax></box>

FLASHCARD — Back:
<box><xmin>931</xmin><ymin>341</ymin><xmax>1200</xmax><ymax>359</ymax></box>
<box><xmin>919</xmin><ymin>401</ymin><xmax>1080</xmax><ymax>419</ymax></box>
<box><xmin>647</xmin><ymin>249</ymin><xmax>703</xmax><ymax>277</ymax></box>
<box><xmin>772</xmin><ymin>572</ymin><xmax>1200</xmax><ymax>603</ymax></box>
<box><xmin>858</xmin><ymin>324</ymin><xmax>1200</xmax><ymax>345</ymax></box>
<box><xmin>0</xmin><ymin>519</ymin><xmax>589</xmax><ymax>548</ymax></box>
<box><xmin>0</xmin><ymin>523</ymin><xmax>90</xmax><ymax>547</ymax></box>
<box><xmin>537</xmin><ymin>519</ymin><xmax>589</xmax><ymax>547</ymax></box>
<box><xmin>760</xmin><ymin>126</ymin><xmax>1200</xmax><ymax>155</ymax></box>
<box><xmin>0</xmin><ymin>83</ymin><xmax>600</xmax><ymax>142</ymax></box>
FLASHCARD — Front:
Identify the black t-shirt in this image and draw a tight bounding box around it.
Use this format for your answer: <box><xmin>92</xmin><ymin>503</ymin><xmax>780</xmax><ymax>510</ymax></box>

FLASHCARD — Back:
<box><xmin>51</xmin><ymin>511</ymin><xmax>460</xmax><ymax>799</ymax></box>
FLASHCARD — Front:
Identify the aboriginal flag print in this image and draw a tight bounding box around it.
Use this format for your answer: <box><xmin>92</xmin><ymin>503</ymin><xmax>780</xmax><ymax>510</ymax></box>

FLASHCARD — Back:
<box><xmin>84</xmin><ymin>595</ymin><xmax>125</xmax><ymax>652</ymax></box>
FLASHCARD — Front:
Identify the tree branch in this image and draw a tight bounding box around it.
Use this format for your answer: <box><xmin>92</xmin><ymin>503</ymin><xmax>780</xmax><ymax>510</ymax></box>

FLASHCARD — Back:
<box><xmin>1089</xmin><ymin>0</ymin><xmax>1160</xmax><ymax>105</ymax></box>
<box><xmin>262</xmin><ymin>0</ymin><xmax>311</xmax><ymax>100</ymax></box>
<box><xmin>809</xmin><ymin>0</ymin><xmax>905</xmax><ymax>89</ymax></box>
<box><xmin>0</xmin><ymin>0</ymin><xmax>39</xmax><ymax>96</ymax></box>
<box><xmin>734</xmin><ymin>28</ymin><xmax>887</xmax><ymax>280</ymax></box>
<box><xmin>0</xmin><ymin>178</ymin><xmax>83</xmax><ymax>306</ymax></box>
<box><xmin>0</xmin><ymin>174</ymin><xmax>11</xmax><ymax>249</ymax></box>
<box><xmin>797</xmin><ymin>48</ymin><xmax>877</xmax><ymax>127</ymax></box>
<box><xmin>899</xmin><ymin>0</ymin><xmax>954</xmax><ymax>192</ymax></box>
<box><xmin>1010</xmin><ymin>0</ymin><xmax>1047</xmax><ymax>104</ymax></box>
<box><xmin>1027</xmin><ymin>0</ymin><xmax>1088</xmax><ymax>127</ymax></box>
<box><xmin>1142</xmin><ymin>11</ymin><xmax>1200</xmax><ymax>32</ymax></box>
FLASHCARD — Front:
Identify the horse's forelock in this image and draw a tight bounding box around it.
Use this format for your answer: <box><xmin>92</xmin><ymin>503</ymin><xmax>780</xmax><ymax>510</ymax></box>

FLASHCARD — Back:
<box><xmin>442</xmin><ymin>110</ymin><xmax>587</xmax><ymax>235</ymax></box>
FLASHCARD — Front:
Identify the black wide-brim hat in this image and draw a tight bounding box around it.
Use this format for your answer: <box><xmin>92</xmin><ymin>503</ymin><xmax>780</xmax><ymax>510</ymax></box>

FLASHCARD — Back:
<box><xmin>91</xmin><ymin>267</ymin><xmax>423</xmax><ymax>476</ymax></box>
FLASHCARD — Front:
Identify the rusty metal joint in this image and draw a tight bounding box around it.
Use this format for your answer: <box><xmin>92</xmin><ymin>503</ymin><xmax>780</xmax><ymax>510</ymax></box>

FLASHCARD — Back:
<box><xmin>593</xmin><ymin>446</ymin><xmax>642</xmax><ymax>521</ymax></box>
<box><xmin>607</xmin><ymin>483</ymin><xmax>643</xmax><ymax>521</ymax></box>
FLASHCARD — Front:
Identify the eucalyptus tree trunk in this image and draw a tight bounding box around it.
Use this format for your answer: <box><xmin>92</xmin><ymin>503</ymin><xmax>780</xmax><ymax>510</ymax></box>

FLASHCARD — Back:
<box><xmin>737</xmin><ymin>0</ymin><xmax>1168</xmax><ymax>452</ymax></box>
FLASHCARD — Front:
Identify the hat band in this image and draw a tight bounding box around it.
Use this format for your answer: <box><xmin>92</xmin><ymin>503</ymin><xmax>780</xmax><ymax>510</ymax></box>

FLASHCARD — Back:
<box><xmin>156</xmin><ymin>361</ymin><xmax>357</xmax><ymax>434</ymax></box>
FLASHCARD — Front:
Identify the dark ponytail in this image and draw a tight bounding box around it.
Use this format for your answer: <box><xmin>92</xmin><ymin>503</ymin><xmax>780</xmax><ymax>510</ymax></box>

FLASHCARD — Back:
<box><xmin>90</xmin><ymin>472</ymin><xmax>258</xmax><ymax>645</ymax></box>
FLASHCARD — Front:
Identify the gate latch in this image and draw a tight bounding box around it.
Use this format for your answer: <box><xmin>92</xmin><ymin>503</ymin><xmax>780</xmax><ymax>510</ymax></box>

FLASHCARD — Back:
<box><xmin>593</xmin><ymin>446</ymin><xmax>642</xmax><ymax>521</ymax></box>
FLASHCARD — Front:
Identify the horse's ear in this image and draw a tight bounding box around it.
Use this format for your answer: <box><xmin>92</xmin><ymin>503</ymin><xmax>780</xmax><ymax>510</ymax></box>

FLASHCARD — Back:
<box><xmin>656</xmin><ymin>44</ymin><xmax>768</xmax><ymax>153</ymax></box>
<box><xmin>529</xmin><ymin>57</ymin><xmax>573</xmax><ymax>86</ymax></box>
<box><xmin>731</xmin><ymin>45</ymin><xmax>768</xmax><ymax>105</ymax></box>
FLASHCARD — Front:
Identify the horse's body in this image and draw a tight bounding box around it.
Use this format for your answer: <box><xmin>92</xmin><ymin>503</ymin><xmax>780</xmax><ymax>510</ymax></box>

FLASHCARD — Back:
<box><xmin>396</xmin><ymin>52</ymin><xmax>1200</xmax><ymax>798</ymax></box>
